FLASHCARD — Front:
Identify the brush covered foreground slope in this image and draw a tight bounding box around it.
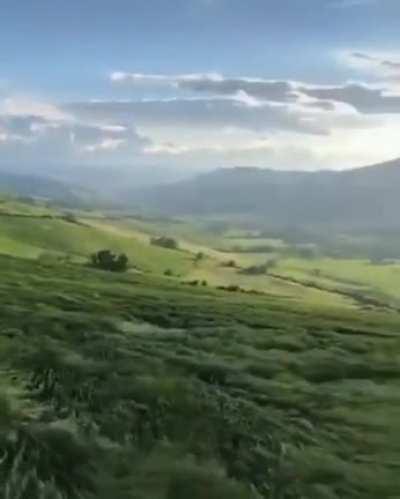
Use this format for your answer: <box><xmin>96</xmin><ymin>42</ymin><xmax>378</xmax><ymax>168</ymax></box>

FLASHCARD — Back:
<box><xmin>1</xmin><ymin>255</ymin><xmax>400</xmax><ymax>498</ymax></box>
<box><xmin>0</xmin><ymin>195</ymin><xmax>399</xmax><ymax>497</ymax></box>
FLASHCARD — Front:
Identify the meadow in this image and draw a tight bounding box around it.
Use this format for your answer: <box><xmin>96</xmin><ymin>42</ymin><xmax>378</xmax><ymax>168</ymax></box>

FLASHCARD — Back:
<box><xmin>0</xmin><ymin>198</ymin><xmax>400</xmax><ymax>497</ymax></box>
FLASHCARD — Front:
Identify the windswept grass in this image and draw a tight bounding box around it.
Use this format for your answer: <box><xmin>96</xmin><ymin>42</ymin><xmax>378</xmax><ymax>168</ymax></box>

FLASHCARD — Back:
<box><xmin>0</xmin><ymin>254</ymin><xmax>400</xmax><ymax>497</ymax></box>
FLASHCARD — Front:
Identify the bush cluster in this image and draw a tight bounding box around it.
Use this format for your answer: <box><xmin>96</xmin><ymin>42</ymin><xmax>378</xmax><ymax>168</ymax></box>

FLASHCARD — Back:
<box><xmin>90</xmin><ymin>249</ymin><xmax>128</xmax><ymax>272</ymax></box>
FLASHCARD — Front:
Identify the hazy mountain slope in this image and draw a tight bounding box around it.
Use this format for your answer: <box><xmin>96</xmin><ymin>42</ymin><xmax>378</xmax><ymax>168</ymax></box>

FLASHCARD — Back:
<box><xmin>127</xmin><ymin>160</ymin><xmax>400</xmax><ymax>230</ymax></box>
<box><xmin>0</xmin><ymin>163</ymin><xmax>198</xmax><ymax>200</ymax></box>
<box><xmin>0</xmin><ymin>171</ymin><xmax>94</xmax><ymax>207</ymax></box>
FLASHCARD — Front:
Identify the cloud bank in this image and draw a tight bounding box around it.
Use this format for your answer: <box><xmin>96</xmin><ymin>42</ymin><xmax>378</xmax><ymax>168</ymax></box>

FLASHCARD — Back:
<box><xmin>2</xmin><ymin>50</ymin><xmax>400</xmax><ymax>172</ymax></box>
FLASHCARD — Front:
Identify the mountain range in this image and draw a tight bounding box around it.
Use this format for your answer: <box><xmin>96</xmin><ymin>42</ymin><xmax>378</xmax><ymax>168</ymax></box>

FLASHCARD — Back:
<box><xmin>1</xmin><ymin>158</ymin><xmax>400</xmax><ymax>231</ymax></box>
<box><xmin>0</xmin><ymin>171</ymin><xmax>94</xmax><ymax>208</ymax></box>
<box><xmin>126</xmin><ymin>158</ymin><xmax>400</xmax><ymax>231</ymax></box>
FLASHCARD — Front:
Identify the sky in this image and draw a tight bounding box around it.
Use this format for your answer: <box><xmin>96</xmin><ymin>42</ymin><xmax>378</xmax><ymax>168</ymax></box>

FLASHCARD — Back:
<box><xmin>1</xmin><ymin>0</ymin><xmax>400</xmax><ymax>177</ymax></box>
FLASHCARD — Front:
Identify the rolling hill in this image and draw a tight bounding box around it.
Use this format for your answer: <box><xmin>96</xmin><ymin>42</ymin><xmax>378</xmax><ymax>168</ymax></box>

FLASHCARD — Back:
<box><xmin>0</xmin><ymin>195</ymin><xmax>399</xmax><ymax>497</ymax></box>
<box><xmin>1</xmin><ymin>242</ymin><xmax>400</xmax><ymax>498</ymax></box>
<box><xmin>126</xmin><ymin>158</ymin><xmax>400</xmax><ymax>231</ymax></box>
<box><xmin>0</xmin><ymin>198</ymin><xmax>193</xmax><ymax>275</ymax></box>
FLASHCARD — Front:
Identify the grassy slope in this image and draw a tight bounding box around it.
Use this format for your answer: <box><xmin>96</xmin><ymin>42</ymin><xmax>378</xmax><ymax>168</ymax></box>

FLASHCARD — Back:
<box><xmin>93</xmin><ymin>218</ymin><xmax>358</xmax><ymax>308</ymax></box>
<box><xmin>183</xmin><ymin>228</ymin><xmax>400</xmax><ymax>309</ymax></box>
<box><xmin>1</xmin><ymin>195</ymin><xmax>400</xmax><ymax>309</ymax></box>
<box><xmin>1</xmin><ymin>205</ymin><xmax>396</xmax><ymax>310</ymax></box>
<box><xmin>0</xmin><ymin>197</ymin><xmax>56</xmax><ymax>216</ymax></box>
<box><xmin>0</xmin><ymin>255</ymin><xmax>400</xmax><ymax>497</ymax></box>
<box><xmin>0</xmin><ymin>200</ymin><xmax>399</xmax><ymax>496</ymax></box>
<box><xmin>274</xmin><ymin>258</ymin><xmax>400</xmax><ymax>307</ymax></box>
<box><xmin>0</xmin><ymin>216</ymin><xmax>193</xmax><ymax>274</ymax></box>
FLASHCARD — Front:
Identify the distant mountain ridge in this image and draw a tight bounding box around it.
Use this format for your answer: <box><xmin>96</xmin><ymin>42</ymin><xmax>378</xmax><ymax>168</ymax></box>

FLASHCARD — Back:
<box><xmin>0</xmin><ymin>171</ymin><xmax>95</xmax><ymax>207</ymax></box>
<box><xmin>127</xmin><ymin>158</ymin><xmax>400</xmax><ymax>230</ymax></box>
<box><xmin>2</xmin><ymin>159</ymin><xmax>400</xmax><ymax>231</ymax></box>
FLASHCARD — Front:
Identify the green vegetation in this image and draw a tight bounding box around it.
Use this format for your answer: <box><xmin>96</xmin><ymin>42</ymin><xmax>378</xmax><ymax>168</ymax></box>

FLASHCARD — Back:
<box><xmin>0</xmin><ymin>255</ymin><xmax>400</xmax><ymax>498</ymax></box>
<box><xmin>0</xmin><ymin>213</ymin><xmax>192</xmax><ymax>275</ymax></box>
<box><xmin>272</xmin><ymin>258</ymin><xmax>400</xmax><ymax>309</ymax></box>
<box><xmin>1</xmin><ymin>197</ymin><xmax>400</xmax><ymax>497</ymax></box>
<box><xmin>240</xmin><ymin>260</ymin><xmax>277</xmax><ymax>276</ymax></box>
<box><xmin>90</xmin><ymin>249</ymin><xmax>129</xmax><ymax>272</ymax></box>
<box><xmin>151</xmin><ymin>235</ymin><xmax>180</xmax><ymax>250</ymax></box>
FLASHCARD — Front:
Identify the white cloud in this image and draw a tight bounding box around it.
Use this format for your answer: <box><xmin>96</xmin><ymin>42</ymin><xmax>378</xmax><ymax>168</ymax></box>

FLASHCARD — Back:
<box><xmin>140</xmin><ymin>118</ymin><xmax>400</xmax><ymax>171</ymax></box>
<box><xmin>340</xmin><ymin>50</ymin><xmax>400</xmax><ymax>79</ymax></box>
<box><xmin>66</xmin><ymin>95</ymin><xmax>351</xmax><ymax>137</ymax></box>
<box><xmin>0</xmin><ymin>96</ymin><xmax>72</xmax><ymax>121</ymax></box>
<box><xmin>0</xmin><ymin>96</ymin><xmax>151</xmax><ymax>164</ymax></box>
<box><xmin>110</xmin><ymin>71</ymin><xmax>223</xmax><ymax>85</ymax></box>
<box><xmin>2</xmin><ymin>63</ymin><xmax>400</xmax><ymax>171</ymax></box>
<box><xmin>83</xmin><ymin>137</ymin><xmax>126</xmax><ymax>153</ymax></box>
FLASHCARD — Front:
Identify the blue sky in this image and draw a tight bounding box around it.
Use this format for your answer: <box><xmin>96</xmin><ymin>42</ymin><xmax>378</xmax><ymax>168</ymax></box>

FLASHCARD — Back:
<box><xmin>1</xmin><ymin>0</ymin><xmax>400</xmax><ymax>174</ymax></box>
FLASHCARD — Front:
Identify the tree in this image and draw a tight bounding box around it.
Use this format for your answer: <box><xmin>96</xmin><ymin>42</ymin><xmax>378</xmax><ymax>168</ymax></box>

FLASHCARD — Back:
<box><xmin>90</xmin><ymin>250</ymin><xmax>129</xmax><ymax>272</ymax></box>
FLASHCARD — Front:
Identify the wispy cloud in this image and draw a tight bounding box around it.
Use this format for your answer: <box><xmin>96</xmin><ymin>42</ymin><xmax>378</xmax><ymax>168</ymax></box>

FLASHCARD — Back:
<box><xmin>330</xmin><ymin>0</ymin><xmax>376</xmax><ymax>8</ymax></box>
<box><xmin>351</xmin><ymin>51</ymin><xmax>400</xmax><ymax>72</ymax></box>
<box><xmin>110</xmin><ymin>70</ymin><xmax>400</xmax><ymax>115</ymax></box>
<box><xmin>0</xmin><ymin>96</ymin><xmax>151</xmax><ymax>163</ymax></box>
<box><xmin>340</xmin><ymin>50</ymin><xmax>400</xmax><ymax>82</ymax></box>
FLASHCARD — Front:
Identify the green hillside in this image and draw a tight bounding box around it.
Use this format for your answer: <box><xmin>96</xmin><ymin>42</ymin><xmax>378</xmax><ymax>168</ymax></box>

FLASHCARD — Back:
<box><xmin>0</xmin><ymin>210</ymin><xmax>192</xmax><ymax>275</ymax></box>
<box><xmin>0</xmin><ymin>198</ymin><xmax>400</xmax><ymax>497</ymax></box>
<box><xmin>2</xmin><ymin>198</ymin><xmax>400</xmax><ymax>312</ymax></box>
<box><xmin>1</xmin><ymin>254</ymin><xmax>400</xmax><ymax>498</ymax></box>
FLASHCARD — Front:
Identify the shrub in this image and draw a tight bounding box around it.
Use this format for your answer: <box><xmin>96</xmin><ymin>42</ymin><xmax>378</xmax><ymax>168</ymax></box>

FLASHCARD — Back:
<box><xmin>240</xmin><ymin>264</ymin><xmax>267</xmax><ymax>275</ymax></box>
<box><xmin>90</xmin><ymin>250</ymin><xmax>128</xmax><ymax>272</ymax></box>
<box><xmin>164</xmin><ymin>269</ymin><xmax>174</xmax><ymax>277</ymax></box>
<box><xmin>194</xmin><ymin>252</ymin><xmax>205</xmax><ymax>262</ymax></box>
<box><xmin>151</xmin><ymin>236</ymin><xmax>179</xmax><ymax>250</ymax></box>
<box><xmin>217</xmin><ymin>285</ymin><xmax>241</xmax><ymax>293</ymax></box>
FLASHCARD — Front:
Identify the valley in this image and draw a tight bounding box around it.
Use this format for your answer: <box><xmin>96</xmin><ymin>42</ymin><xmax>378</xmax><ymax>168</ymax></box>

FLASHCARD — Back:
<box><xmin>2</xmin><ymin>2</ymin><xmax>400</xmax><ymax>497</ymax></box>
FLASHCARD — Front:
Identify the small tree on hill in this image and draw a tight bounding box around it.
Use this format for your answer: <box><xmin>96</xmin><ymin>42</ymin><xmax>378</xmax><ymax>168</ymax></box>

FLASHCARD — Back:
<box><xmin>90</xmin><ymin>250</ymin><xmax>129</xmax><ymax>272</ymax></box>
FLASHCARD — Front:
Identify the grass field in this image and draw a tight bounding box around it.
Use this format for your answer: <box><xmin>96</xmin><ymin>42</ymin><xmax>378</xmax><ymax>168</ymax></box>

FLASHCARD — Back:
<box><xmin>0</xmin><ymin>199</ymin><xmax>400</xmax><ymax>496</ymax></box>
<box><xmin>0</xmin><ymin>196</ymin><xmax>57</xmax><ymax>216</ymax></box>
<box><xmin>2</xmin><ymin>200</ymin><xmax>400</xmax><ymax>313</ymax></box>
<box><xmin>0</xmin><ymin>214</ymin><xmax>193</xmax><ymax>275</ymax></box>
<box><xmin>1</xmin><ymin>254</ymin><xmax>400</xmax><ymax>498</ymax></box>
<box><xmin>273</xmin><ymin>258</ymin><xmax>400</xmax><ymax>308</ymax></box>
